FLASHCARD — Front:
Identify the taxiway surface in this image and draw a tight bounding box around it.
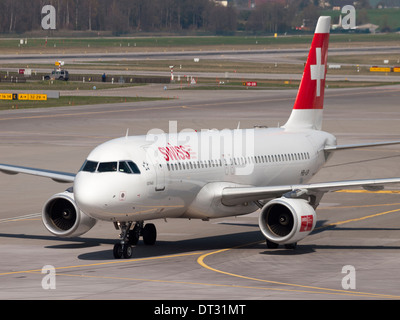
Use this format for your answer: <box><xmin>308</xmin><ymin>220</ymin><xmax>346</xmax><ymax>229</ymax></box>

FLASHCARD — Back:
<box><xmin>1</xmin><ymin>45</ymin><xmax>400</xmax><ymax>83</ymax></box>
<box><xmin>1</xmin><ymin>84</ymin><xmax>400</xmax><ymax>300</ymax></box>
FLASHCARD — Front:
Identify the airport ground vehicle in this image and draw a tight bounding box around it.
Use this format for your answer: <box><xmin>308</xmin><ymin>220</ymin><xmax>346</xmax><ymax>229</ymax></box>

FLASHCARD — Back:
<box><xmin>44</xmin><ymin>69</ymin><xmax>69</xmax><ymax>81</ymax></box>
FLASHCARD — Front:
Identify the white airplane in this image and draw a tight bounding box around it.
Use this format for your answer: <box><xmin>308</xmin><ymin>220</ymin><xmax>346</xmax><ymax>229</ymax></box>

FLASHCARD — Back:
<box><xmin>2</xmin><ymin>16</ymin><xmax>400</xmax><ymax>259</ymax></box>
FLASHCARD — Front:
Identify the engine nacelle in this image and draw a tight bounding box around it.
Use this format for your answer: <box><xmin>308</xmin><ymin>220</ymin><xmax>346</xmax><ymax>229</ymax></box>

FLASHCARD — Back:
<box><xmin>259</xmin><ymin>198</ymin><xmax>316</xmax><ymax>245</ymax></box>
<box><xmin>42</xmin><ymin>190</ymin><xmax>97</xmax><ymax>237</ymax></box>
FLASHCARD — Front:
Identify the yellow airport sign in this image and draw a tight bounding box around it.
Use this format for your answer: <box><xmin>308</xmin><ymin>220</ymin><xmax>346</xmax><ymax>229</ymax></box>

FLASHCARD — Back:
<box><xmin>18</xmin><ymin>94</ymin><xmax>29</xmax><ymax>100</ymax></box>
<box><xmin>28</xmin><ymin>94</ymin><xmax>47</xmax><ymax>101</ymax></box>
<box><xmin>0</xmin><ymin>93</ymin><xmax>47</xmax><ymax>101</ymax></box>
<box><xmin>0</xmin><ymin>93</ymin><xmax>12</xmax><ymax>100</ymax></box>
<box><xmin>370</xmin><ymin>66</ymin><xmax>391</xmax><ymax>72</ymax></box>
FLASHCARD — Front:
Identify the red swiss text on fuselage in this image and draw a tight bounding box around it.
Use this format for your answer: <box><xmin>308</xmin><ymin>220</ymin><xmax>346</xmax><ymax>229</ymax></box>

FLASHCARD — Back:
<box><xmin>158</xmin><ymin>144</ymin><xmax>191</xmax><ymax>161</ymax></box>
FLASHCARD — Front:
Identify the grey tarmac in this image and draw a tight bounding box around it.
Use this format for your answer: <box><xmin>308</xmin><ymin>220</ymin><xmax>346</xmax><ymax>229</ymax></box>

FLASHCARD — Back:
<box><xmin>1</xmin><ymin>84</ymin><xmax>400</xmax><ymax>300</ymax></box>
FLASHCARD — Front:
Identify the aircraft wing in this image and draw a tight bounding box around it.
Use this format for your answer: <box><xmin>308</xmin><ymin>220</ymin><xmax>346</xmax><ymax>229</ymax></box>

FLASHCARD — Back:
<box><xmin>0</xmin><ymin>164</ymin><xmax>75</xmax><ymax>183</ymax></box>
<box><xmin>221</xmin><ymin>177</ymin><xmax>400</xmax><ymax>206</ymax></box>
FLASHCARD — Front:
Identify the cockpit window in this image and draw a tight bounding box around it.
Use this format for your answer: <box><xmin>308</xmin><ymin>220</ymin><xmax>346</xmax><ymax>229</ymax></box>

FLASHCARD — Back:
<box><xmin>80</xmin><ymin>160</ymin><xmax>141</xmax><ymax>174</ymax></box>
<box><xmin>127</xmin><ymin>161</ymin><xmax>141</xmax><ymax>174</ymax></box>
<box><xmin>118</xmin><ymin>161</ymin><xmax>132</xmax><ymax>173</ymax></box>
<box><xmin>118</xmin><ymin>161</ymin><xmax>141</xmax><ymax>174</ymax></box>
<box><xmin>97</xmin><ymin>162</ymin><xmax>118</xmax><ymax>172</ymax></box>
<box><xmin>81</xmin><ymin>160</ymin><xmax>98</xmax><ymax>173</ymax></box>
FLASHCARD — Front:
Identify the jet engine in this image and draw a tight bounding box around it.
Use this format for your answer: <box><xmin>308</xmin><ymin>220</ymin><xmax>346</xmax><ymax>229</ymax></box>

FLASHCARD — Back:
<box><xmin>259</xmin><ymin>197</ymin><xmax>316</xmax><ymax>247</ymax></box>
<box><xmin>42</xmin><ymin>190</ymin><xmax>97</xmax><ymax>237</ymax></box>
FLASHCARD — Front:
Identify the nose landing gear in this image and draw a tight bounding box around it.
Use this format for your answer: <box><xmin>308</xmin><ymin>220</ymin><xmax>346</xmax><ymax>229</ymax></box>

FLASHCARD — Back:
<box><xmin>113</xmin><ymin>242</ymin><xmax>132</xmax><ymax>259</ymax></box>
<box><xmin>112</xmin><ymin>221</ymin><xmax>157</xmax><ymax>259</ymax></box>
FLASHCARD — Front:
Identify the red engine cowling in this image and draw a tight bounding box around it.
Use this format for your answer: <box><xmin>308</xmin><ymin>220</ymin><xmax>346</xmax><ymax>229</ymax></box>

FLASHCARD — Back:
<box><xmin>258</xmin><ymin>198</ymin><xmax>316</xmax><ymax>246</ymax></box>
<box><xmin>42</xmin><ymin>190</ymin><xmax>97</xmax><ymax>237</ymax></box>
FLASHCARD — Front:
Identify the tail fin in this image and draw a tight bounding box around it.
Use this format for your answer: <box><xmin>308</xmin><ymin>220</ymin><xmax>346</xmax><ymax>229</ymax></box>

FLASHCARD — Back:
<box><xmin>284</xmin><ymin>16</ymin><xmax>331</xmax><ymax>131</ymax></box>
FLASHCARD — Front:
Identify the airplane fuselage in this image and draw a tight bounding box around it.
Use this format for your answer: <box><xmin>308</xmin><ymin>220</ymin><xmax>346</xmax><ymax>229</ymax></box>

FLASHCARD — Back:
<box><xmin>74</xmin><ymin>127</ymin><xmax>337</xmax><ymax>222</ymax></box>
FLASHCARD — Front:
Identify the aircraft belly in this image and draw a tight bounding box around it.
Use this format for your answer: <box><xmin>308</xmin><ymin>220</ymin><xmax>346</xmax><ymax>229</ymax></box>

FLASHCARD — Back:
<box><xmin>91</xmin><ymin>199</ymin><xmax>187</xmax><ymax>222</ymax></box>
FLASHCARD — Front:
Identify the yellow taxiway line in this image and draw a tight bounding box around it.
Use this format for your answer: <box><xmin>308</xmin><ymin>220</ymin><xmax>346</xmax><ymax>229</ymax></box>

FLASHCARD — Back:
<box><xmin>197</xmin><ymin>205</ymin><xmax>400</xmax><ymax>299</ymax></box>
<box><xmin>1</xmin><ymin>190</ymin><xmax>400</xmax><ymax>298</ymax></box>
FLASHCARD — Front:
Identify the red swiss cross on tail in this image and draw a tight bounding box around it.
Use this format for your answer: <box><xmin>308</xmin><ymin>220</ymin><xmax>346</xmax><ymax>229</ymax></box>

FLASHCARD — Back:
<box><xmin>283</xmin><ymin>16</ymin><xmax>331</xmax><ymax>131</ymax></box>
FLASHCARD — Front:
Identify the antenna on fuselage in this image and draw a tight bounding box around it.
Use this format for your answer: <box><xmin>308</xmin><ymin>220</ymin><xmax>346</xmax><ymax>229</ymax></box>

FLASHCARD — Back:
<box><xmin>125</xmin><ymin>128</ymin><xmax>129</xmax><ymax>138</ymax></box>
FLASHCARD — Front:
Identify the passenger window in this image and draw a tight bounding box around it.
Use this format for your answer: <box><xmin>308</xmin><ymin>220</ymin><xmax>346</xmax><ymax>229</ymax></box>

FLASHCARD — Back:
<box><xmin>80</xmin><ymin>160</ymin><xmax>98</xmax><ymax>173</ymax></box>
<box><xmin>98</xmin><ymin>162</ymin><xmax>118</xmax><ymax>172</ymax></box>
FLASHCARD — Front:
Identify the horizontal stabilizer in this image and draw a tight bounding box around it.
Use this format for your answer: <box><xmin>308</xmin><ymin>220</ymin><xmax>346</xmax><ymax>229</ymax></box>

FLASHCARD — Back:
<box><xmin>325</xmin><ymin>140</ymin><xmax>400</xmax><ymax>152</ymax></box>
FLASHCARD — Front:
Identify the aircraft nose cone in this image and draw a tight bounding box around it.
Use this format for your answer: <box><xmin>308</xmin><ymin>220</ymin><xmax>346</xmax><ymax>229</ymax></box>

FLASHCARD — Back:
<box><xmin>74</xmin><ymin>172</ymin><xmax>107</xmax><ymax>217</ymax></box>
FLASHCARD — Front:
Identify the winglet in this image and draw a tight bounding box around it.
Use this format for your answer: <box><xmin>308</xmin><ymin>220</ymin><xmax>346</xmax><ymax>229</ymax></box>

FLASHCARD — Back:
<box><xmin>283</xmin><ymin>16</ymin><xmax>331</xmax><ymax>131</ymax></box>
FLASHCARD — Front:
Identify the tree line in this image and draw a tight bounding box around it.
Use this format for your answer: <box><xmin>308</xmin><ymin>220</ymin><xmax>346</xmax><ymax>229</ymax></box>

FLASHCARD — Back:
<box><xmin>0</xmin><ymin>0</ymin><xmax>366</xmax><ymax>35</ymax></box>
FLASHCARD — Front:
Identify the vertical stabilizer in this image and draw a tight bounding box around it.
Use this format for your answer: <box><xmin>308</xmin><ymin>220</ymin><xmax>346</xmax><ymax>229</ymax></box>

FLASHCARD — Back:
<box><xmin>283</xmin><ymin>16</ymin><xmax>331</xmax><ymax>131</ymax></box>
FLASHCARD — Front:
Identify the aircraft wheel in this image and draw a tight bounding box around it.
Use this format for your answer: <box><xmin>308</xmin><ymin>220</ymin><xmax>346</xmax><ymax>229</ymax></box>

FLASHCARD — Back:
<box><xmin>266</xmin><ymin>239</ymin><xmax>279</xmax><ymax>249</ymax></box>
<box><xmin>113</xmin><ymin>243</ymin><xmax>123</xmax><ymax>259</ymax></box>
<box><xmin>123</xmin><ymin>245</ymin><xmax>133</xmax><ymax>259</ymax></box>
<box><xmin>284</xmin><ymin>243</ymin><xmax>297</xmax><ymax>250</ymax></box>
<box><xmin>143</xmin><ymin>223</ymin><xmax>157</xmax><ymax>245</ymax></box>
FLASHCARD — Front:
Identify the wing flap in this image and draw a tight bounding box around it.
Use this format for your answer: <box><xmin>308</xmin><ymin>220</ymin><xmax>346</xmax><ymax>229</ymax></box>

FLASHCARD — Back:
<box><xmin>0</xmin><ymin>164</ymin><xmax>75</xmax><ymax>183</ymax></box>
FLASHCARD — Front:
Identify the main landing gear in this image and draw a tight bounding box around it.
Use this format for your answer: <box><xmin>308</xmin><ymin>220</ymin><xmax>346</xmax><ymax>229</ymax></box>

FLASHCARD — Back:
<box><xmin>113</xmin><ymin>221</ymin><xmax>157</xmax><ymax>259</ymax></box>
